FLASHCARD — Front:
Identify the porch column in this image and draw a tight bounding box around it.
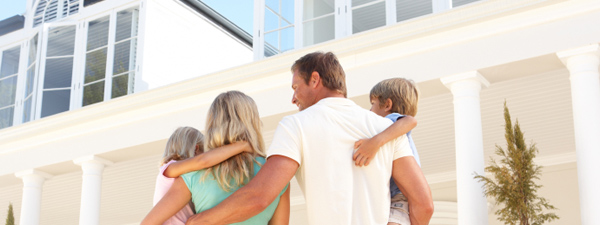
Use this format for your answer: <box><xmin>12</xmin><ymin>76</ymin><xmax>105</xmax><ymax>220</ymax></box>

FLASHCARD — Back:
<box><xmin>15</xmin><ymin>169</ymin><xmax>52</xmax><ymax>225</ymax></box>
<box><xmin>74</xmin><ymin>156</ymin><xmax>113</xmax><ymax>225</ymax></box>
<box><xmin>557</xmin><ymin>44</ymin><xmax>600</xmax><ymax>225</ymax></box>
<box><xmin>441</xmin><ymin>71</ymin><xmax>490</xmax><ymax>225</ymax></box>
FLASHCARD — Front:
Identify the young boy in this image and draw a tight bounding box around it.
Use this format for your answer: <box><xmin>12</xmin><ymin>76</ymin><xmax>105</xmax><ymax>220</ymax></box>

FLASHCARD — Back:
<box><xmin>353</xmin><ymin>78</ymin><xmax>422</xmax><ymax>225</ymax></box>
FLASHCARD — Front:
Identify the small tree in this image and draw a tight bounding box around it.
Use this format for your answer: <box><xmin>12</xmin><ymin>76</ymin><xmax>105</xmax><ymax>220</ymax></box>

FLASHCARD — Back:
<box><xmin>475</xmin><ymin>102</ymin><xmax>559</xmax><ymax>225</ymax></box>
<box><xmin>5</xmin><ymin>203</ymin><xmax>14</xmax><ymax>225</ymax></box>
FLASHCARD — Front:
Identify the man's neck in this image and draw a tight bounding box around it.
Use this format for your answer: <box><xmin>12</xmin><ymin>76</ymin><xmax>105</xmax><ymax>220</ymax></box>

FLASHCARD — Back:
<box><xmin>315</xmin><ymin>89</ymin><xmax>345</xmax><ymax>101</ymax></box>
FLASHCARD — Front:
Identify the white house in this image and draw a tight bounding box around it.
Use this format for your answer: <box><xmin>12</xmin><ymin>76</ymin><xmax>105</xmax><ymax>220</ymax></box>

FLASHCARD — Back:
<box><xmin>1</xmin><ymin>0</ymin><xmax>599</xmax><ymax>224</ymax></box>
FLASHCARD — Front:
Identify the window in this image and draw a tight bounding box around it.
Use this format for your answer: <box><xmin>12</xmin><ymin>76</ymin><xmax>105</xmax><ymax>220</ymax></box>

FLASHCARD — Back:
<box><xmin>396</xmin><ymin>0</ymin><xmax>432</xmax><ymax>22</ymax></box>
<box><xmin>82</xmin><ymin>7</ymin><xmax>139</xmax><ymax>107</ymax></box>
<box><xmin>39</xmin><ymin>25</ymin><xmax>76</xmax><ymax>118</ymax></box>
<box><xmin>33</xmin><ymin>0</ymin><xmax>80</xmax><ymax>27</ymax></box>
<box><xmin>22</xmin><ymin>35</ymin><xmax>39</xmax><ymax>123</ymax></box>
<box><xmin>302</xmin><ymin>0</ymin><xmax>335</xmax><ymax>47</ymax></box>
<box><xmin>352</xmin><ymin>0</ymin><xmax>386</xmax><ymax>34</ymax></box>
<box><xmin>0</xmin><ymin>46</ymin><xmax>21</xmax><ymax>129</ymax></box>
<box><xmin>452</xmin><ymin>0</ymin><xmax>479</xmax><ymax>8</ymax></box>
<box><xmin>256</xmin><ymin>0</ymin><xmax>481</xmax><ymax>59</ymax></box>
<box><xmin>111</xmin><ymin>7</ymin><xmax>138</xmax><ymax>99</ymax></box>
<box><xmin>83</xmin><ymin>16</ymin><xmax>109</xmax><ymax>106</ymax></box>
<box><xmin>264</xmin><ymin>0</ymin><xmax>295</xmax><ymax>57</ymax></box>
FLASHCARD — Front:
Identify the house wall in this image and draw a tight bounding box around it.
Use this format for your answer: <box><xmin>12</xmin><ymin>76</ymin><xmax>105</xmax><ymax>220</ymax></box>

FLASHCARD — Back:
<box><xmin>138</xmin><ymin>0</ymin><xmax>253</xmax><ymax>91</ymax></box>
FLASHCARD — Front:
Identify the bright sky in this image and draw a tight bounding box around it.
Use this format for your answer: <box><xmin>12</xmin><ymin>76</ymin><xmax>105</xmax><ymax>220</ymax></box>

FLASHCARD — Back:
<box><xmin>0</xmin><ymin>0</ymin><xmax>253</xmax><ymax>34</ymax></box>
<box><xmin>0</xmin><ymin>0</ymin><xmax>26</xmax><ymax>21</ymax></box>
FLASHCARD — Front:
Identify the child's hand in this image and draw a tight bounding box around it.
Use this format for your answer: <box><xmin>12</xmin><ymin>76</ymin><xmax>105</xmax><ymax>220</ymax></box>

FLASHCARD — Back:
<box><xmin>353</xmin><ymin>137</ymin><xmax>382</xmax><ymax>167</ymax></box>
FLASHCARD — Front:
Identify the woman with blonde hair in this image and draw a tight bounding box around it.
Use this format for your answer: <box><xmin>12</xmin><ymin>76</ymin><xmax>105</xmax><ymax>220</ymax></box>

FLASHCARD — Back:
<box><xmin>142</xmin><ymin>91</ymin><xmax>290</xmax><ymax>225</ymax></box>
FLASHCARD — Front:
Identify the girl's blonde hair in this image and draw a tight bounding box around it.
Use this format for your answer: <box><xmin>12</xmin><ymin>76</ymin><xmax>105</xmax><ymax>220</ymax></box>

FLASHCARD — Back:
<box><xmin>370</xmin><ymin>78</ymin><xmax>420</xmax><ymax>117</ymax></box>
<box><xmin>161</xmin><ymin>127</ymin><xmax>204</xmax><ymax>165</ymax></box>
<box><xmin>203</xmin><ymin>91</ymin><xmax>265</xmax><ymax>192</ymax></box>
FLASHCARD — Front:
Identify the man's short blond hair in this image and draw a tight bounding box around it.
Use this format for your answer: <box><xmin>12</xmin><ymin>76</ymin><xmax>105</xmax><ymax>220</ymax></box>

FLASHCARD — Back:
<box><xmin>370</xmin><ymin>78</ymin><xmax>419</xmax><ymax>117</ymax></box>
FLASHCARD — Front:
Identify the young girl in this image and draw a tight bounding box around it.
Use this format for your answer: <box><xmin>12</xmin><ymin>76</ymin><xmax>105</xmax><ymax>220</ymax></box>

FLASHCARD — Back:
<box><xmin>152</xmin><ymin>126</ymin><xmax>252</xmax><ymax>225</ymax></box>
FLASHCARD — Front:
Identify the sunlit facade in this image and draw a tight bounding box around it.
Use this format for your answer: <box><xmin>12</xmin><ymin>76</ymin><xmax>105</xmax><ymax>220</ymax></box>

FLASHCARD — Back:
<box><xmin>1</xmin><ymin>0</ymin><xmax>600</xmax><ymax>225</ymax></box>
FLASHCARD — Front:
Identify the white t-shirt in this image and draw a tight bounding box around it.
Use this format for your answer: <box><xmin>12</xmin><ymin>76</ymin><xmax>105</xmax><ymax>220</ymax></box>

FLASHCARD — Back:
<box><xmin>267</xmin><ymin>97</ymin><xmax>413</xmax><ymax>225</ymax></box>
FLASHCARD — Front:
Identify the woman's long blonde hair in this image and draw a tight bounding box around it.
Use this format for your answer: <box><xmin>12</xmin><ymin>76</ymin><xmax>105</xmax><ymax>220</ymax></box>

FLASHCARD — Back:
<box><xmin>203</xmin><ymin>91</ymin><xmax>265</xmax><ymax>192</ymax></box>
<box><xmin>161</xmin><ymin>127</ymin><xmax>204</xmax><ymax>165</ymax></box>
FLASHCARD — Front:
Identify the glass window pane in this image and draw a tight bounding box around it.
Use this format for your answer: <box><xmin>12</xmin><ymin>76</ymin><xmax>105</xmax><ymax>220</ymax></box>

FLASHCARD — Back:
<box><xmin>29</xmin><ymin>34</ymin><xmax>39</xmax><ymax>65</ymax></box>
<box><xmin>113</xmin><ymin>40</ymin><xmax>136</xmax><ymax>75</ymax></box>
<box><xmin>353</xmin><ymin>0</ymin><xmax>378</xmax><ymax>6</ymax></box>
<box><xmin>265</xmin><ymin>31</ymin><xmax>279</xmax><ymax>53</ymax></box>
<box><xmin>111</xmin><ymin>73</ymin><xmax>130</xmax><ymax>99</ymax></box>
<box><xmin>281</xmin><ymin>0</ymin><xmax>294</xmax><ymax>23</ymax></box>
<box><xmin>87</xmin><ymin>16</ymin><xmax>110</xmax><ymax>51</ymax></box>
<box><xmin>265</xmin><ymin>9</ymin><xmax>279</xmax><ymax>32</ymax></box>
<box><xmin>1</xmin><ymin>47</ymin><xmax>21</xmax><ymax>79</ymax></box>
<box><xmin>304</xmin><ymin>0</ymin><xmax>334</xmax><ymax>20</ymax></box>
<box><xmin>0</xmin><ymin>106</ymin><xmax>14</xmax><ymax>129</ymax></box>
<box><xmin>303</xmin><ymin>15</ymin><xmax>334</xmax><ymax>47</ymax></box>
<box><xmin>266</xmin><ymin>0</ymin><xmax>279</xmax><ymax>13</ymax></box>
<box><xmin>22</xmin><ymin>97</ymin><xmax>32</xmax><ymax>123</ymax></box>
<box><xmin>0</xmin><ymin>76</ymin><xmax>18</xmax><ymax>108</ymax></box>
<box><xmin>84</xmin><ymin>0</ymin><xmax>104</xmax><ymax>7</ymax></box>
<box><xmin>115</xmin><ymin>7</ymin><xmax>139</xmax><ymax>42</ymax></box>
<box><xmin>85</xmin><ymin>48</ymin><xmax>107</xmax><ymax>83</ymax></box>
<box><xmin>396</xmin><ymin>0</ymin><xmax>432</xmax><ymax>22</ymax></box>
<box><xmin>25</xmin><ymin>65</ymin><xmax>36</xmax><ymax>96</ymax></box>
<box><xmin>82</xmin><ymin>81</ymin><xmax>104</xmax><ymax>106</ymax></box>
<box><xmin>41</xmin><ymin>89</ymin><xmax>70</xmax><ymax>118</ymax></box>
<box><xmin>47</xmin><ymin>26</ymin><xmax>76</xmax><ymax>57</ymax></box>
<box><xmin>453</xmin><ymin>0</ymin><xmax>479</xmax><ymax>8</ymax></box>
<box><xmin>44</xmin><ymin>57</ymin><xmax>73</xmax><ymax>89</ymax></box>
<box><xmin>281</xmin><ymin>27</ymin><xmax>294</xmax><ymax>52</ymax></box>
<box><xmin>352</xmin><ymin>1</ymin><xmax>386</xmax><ymax>34</ymax></box>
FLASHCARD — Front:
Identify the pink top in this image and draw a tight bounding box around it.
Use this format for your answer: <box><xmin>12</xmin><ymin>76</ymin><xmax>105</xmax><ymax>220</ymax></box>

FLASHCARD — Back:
<box><xmin>152</xmin><ymin>160</ymin><xmax>195</xmax><ymax>225</ymax></box>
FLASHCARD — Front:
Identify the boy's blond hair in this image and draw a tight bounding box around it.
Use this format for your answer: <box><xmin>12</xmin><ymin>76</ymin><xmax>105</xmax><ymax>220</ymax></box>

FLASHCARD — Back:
<box><xmin>161</xmin><ymin>127</ymin><xmax>204</xmax><ymax>165</ymax></box>
<box><xmin>370</xmin><ymin>78</ymin><xmax>420</xmax><ymax>117</ymax></box>
<box><xmin>203</xmin><ymin>91</ymin><xmax>265</xmax><ymax>192</ymax></box>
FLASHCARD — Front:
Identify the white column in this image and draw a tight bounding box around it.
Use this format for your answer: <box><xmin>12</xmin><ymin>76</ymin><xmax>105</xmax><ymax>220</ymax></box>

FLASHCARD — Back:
<box><xmin>15</xmin><ymin>169</ymin><xmax>52</xmax><ymax>225</ymax></box>
<box><xmin>74</xmin><ymin>156</ymin><xmax>113</xmax><ymax>225</ymax></box>
<box><xmin>441</xmin><ymin>71</ymin><xmax>490</xmax><ymax>225</ymax></box>
<box><xmin>557</xmin><ymin>44</ymin><xmax>600</xmax><ymax>225</ymax></box>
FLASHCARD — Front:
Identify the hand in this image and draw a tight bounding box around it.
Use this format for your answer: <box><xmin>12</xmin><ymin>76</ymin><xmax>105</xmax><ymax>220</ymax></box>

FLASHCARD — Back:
<box><xmin>353</xmin><ymin>137</ymin><xmax>382</xmax><ymax>167</ymax></box>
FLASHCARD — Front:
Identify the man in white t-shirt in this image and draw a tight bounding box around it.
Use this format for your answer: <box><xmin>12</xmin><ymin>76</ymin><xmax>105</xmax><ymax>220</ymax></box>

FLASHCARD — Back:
<box><xmin>186</xmin><ymin>52</ymin><xmax>433</xmax><ymax>225</ymax></box>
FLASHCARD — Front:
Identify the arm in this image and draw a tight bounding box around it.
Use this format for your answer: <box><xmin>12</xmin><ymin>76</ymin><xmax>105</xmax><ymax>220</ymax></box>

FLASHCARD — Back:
<box><xmin>268</xmin><ymin>183</ymin><xmax>291</xmax><ymax>225</ymax></box>
<box><xmin>164</xmin><ymin>141</ymin><xmax>252</xmax><ymax>178</ymax></box>
<box><xmin>392</xmin><ymin>156</ymin><xmax>434</xmax><ymax>225</ymax></box>
<box><xmin>353</xmin><ymin>116</ymin><xmax>417</xmax><ymax>166</ymax></box>
<box><xmin>185</xmin><ymin>156</ymin><xmax>298</xmax><ymax>225</ymax></box>
<box><xmin>141</xmin><ymin>177</ymin><xmax>191</xmax><ymax>225</ymax></box>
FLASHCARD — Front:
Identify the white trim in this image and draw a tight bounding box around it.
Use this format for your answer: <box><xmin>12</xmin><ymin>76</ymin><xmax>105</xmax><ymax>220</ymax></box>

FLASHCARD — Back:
<box><xmin>73</xmin><ymin>155</ymin><xmax>114</xmax><ymax>166</ymax></box>
<box><xmin>15</xmin><ymin>169</ymin><xmax>53</xmax><ymax>179</ymax></box>
<box><xmin>294</xmin><ymin>0</ymin><xmax>303</xmax><ymax>49</ymax></box>
<box><xmin>426</xmin><ymin>152</ymin><xmax>578</xmax><ymax>184</ymax></box>
<box><xmin>385</xmin><ymin>0</ymin><xmax>396</xmax><ymax>25</ymax></box>
<box><xmin>432</xmin><ymin>0</ymin><xmax>453</xmax><ymax>13</ymax></box>
<box><xmin>13</xmin><ymin>40</ymin><xmax>30</xmax><ymax>126</ymax></box>
<box><xmin>556</xmin><ymin>43</ymin><xmax>600</xmax><ymax>64</ymax></box>
<box><xmin>104</xmin><ymin>10</ymin><xmax>117</xmax><ymax>102</ymax></box>
<box><xmin>440</xmin><ymin>71</ymin><xmax>490</xmax><ymax>88</ymax></box>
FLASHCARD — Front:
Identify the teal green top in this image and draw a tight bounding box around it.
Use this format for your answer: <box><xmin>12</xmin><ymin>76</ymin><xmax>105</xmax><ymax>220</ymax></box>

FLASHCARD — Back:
<box><xmin>181</xmin><ymin>157</ymin><xmax>287</xmax><ymax>225</ymax></box>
